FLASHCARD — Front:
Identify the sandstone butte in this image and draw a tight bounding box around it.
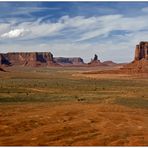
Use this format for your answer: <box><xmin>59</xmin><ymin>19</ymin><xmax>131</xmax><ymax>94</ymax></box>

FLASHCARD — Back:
<box><xmin>121</xmin><ymin>41</ymin><xmax>148</xmax><ymax>73</ymax></box>
<box><xmin>88</xmin><ymin>54</ymin><xmax>107</xmax><ymax>66</ymax></box>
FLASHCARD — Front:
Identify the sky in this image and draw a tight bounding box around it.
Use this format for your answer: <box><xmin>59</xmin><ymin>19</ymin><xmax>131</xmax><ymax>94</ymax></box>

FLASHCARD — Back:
<box><xmin>0</xmin><ymin>2</ymin><xmax>148</xmax><ymax>62</ymax></box>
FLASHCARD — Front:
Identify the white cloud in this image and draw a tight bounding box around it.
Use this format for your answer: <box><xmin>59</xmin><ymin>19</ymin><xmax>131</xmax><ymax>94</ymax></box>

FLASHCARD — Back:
<box><xmin>59</xmin><ymin>15</ymin><xmax>98</xmax><ymax>28</ymax></box>
<box><xmin>1</xmin><ymin>28</ymin><xmax>27</xmax><ymax>38</ymax></box>
<box><xmin>77</xmin><ymin>15</ymin><xmax>148</xmax><ymax>41</ymax></box>
<box><xmin>1</xmin><ymin>14</ymin><xmax>148</xmax><ymax>41</ymax></box>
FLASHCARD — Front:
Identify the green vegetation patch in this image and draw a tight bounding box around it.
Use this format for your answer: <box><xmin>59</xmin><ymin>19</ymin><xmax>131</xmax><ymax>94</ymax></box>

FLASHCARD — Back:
<box><xmin>114</xmin><ymin>97</ymin><xmax>148</xmax><ymax>109</ymax></box>
<box><xmin>0</xmin><ymin>67</ymin><xmax>147</xmax><ymax>105</ymax></box>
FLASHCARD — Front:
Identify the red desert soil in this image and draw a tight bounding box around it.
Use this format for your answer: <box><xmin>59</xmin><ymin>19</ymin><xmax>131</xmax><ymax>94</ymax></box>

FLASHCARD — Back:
<box><xmin>0</xmin><ymin>102</ymin><xmax>147</xmax><ymax>146</ymax></box>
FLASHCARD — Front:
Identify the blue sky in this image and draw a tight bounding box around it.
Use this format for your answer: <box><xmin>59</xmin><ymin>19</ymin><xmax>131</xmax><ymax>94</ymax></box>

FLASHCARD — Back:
<box><xmin>1</xmin><ymin>2</ymin><xmax>148</xmax><ymax>62</ymax></box>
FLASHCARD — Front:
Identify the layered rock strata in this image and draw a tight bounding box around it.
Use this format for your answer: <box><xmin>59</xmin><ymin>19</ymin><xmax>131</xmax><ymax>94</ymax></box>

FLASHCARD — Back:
<box><xmin>0</xmin><ymin>52</ymin><xmax>57</xmax><ymax>67</ymax></box>
<box><xmin>54</xmin><ymin>57</ymin><xmax>84</xmax><ymax>65</ymax></box>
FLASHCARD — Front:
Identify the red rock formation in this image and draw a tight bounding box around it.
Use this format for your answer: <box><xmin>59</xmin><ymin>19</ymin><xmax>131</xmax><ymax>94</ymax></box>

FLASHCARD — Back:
<box><xmin>88</xmin><ymin>54</ymin><xmax>106</xmax><ymax>66</ymax></box>
<box><xmin>54</xmin><ymin>57</ymin><xmax>84</xmax><ymax>65</ymax></box>
<box><xmin>122</xmin><ymin>59</ymin><xmax>148</xmax><ymax>73</ymax></box>
<box><xmin>0</xmin><ymin>54</ymin><xmax>10</xmax><ymax>66</ymax></box>
<box><xmin>121</xmin><ymin>41</ymin><xmax>148</xmax><ymax>73</ymax></box>
<box><xmin>0</xmin><ymin>52</ymin><xmax>57</xmax><ymax>67</ymax></box>
<box><xmin>134</xmin><ymin>42</ymin><xmax>148</xmax><ymax>61</ymax></box>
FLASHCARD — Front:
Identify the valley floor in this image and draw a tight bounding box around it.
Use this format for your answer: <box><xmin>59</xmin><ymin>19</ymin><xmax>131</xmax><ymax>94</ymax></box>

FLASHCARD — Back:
<box><xmin>0</xmin><ymin>66</ymin><xmax>148</xmax><ymax>146</ymax></box>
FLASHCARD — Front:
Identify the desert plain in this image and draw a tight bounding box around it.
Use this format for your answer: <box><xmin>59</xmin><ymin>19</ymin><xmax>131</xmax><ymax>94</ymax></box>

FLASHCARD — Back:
<box><xmin>0</xmin><ymin>65</ymin><xmax>148</xmax><ymax>146</ymax></box>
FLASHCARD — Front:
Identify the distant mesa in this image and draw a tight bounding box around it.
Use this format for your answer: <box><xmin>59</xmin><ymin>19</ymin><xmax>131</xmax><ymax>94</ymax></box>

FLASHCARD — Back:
<box><xmin>0</xmin><ymin>51</ymin><xmax>127</xmax><ymax>68</ymax></box>
<box><xmin>54</xmin><ymin>56</ymin><xmax>118</xmax><ymax>67</ymax></box>
<box><xmin>0</xmin><ymin>51</ymin><xmax>116</xmax><ymax>67</ymax></box>
<box><xmin>54</xmin><ymin>57</ymin><xmax>84</xmax><ymax>66</ymax></box>
<box><xmin>0</xmin><ymin>52</ymin><xmax>58</xmax><ymax>67</ymax></box>
<box><xmin>121</xmin><ymin>41</ymin><xmax>148</xmax><ymax>73</ymax></box>
<box><xmin>102</xmin><ymin>61</ymin><xmax>117</xmax><ymax>66</ymax></box>
<box><xmin>88</xmin><ymin>54</ymin><xmax>107</xmax><ymax>66</ymax></box>
<box><xmin>0</xmin><ymin>52</ymin><xmax>86</xmax><ymax>67</ymax></box>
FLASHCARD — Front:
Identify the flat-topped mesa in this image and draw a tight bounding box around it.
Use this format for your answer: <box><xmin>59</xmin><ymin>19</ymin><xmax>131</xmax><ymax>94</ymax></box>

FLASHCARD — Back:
<box><xmin>54</xmin><ymin>57</ymin><xmax>84</xmax><ymax>65</ymax></box>
<box><xmin>134</xmin><ymin>41</ymin><xmax>148</xmax><ymax>61</ymax></box>
<box><xmin>24</xmin><ymin>52</ymin><xmax>55</xmax><ymax>66</ymax></box>
<box><xmin>0</xmin><ymin>51</ymin><xmax>57</xmax><ymax>67</ymax></box>
<box><xmin>69</xmin><ymin>57</ymin><xmax>84</xmax><ymax>65</ymax></box>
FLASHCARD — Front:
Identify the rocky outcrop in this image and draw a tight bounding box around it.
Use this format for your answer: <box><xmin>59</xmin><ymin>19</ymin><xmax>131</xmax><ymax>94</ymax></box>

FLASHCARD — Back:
<box><xmin>54</xmin><ymin>57</ymin><xmax>84</xmax><ymax>65</ymax></box>
<box><xmin>0</xmin><ymin>52</ymin><xmax>57</xmax><ymax>67</ymax></box>
<box><xmin>122</xmin><ymin>59</ymin><xmax>148</xmax><ymax>73</ymax></box>
<box><xmin>88</xmin><ymin>54</ymin><xmax>106</xmax><ymax>66</ymax></box>
<box><xmin>0</xmin><ymin>54</ymin><xmax>11</xmax><ymax>66</ymax></box>
<box><xmin>134</xmin><ymin>41</ymin><xmax>148</xmax><ymax>61</ymax></box>
<box><xmin>121</xmin><ymin>41</ymin><xmax>148</xmax><ymax>73</ymax></box>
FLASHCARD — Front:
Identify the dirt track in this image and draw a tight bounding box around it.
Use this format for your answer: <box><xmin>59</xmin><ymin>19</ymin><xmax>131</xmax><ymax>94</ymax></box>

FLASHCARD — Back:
<box><xmin>0</xmin><ymin>102</ymin><xmax>147</xmax><ymax>146</ymax></box>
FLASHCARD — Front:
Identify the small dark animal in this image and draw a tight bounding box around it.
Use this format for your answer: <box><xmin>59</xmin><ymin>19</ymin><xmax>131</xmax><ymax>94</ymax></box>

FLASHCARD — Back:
<box><xmin>77</xmin><ymin>98</ymin><xmax>86</xmax><ymax>102</ymax></box>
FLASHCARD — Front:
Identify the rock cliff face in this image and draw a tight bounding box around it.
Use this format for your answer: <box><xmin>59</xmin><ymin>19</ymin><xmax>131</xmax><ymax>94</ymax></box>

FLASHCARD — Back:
<box><xmin>54</xmin><ymin>57</ymin><xmax>84</xmax><ymax>65</ymax></box>
<box><xmin>134</xmin><ymin>41</ymin><xmax>148</xmax><ymax>61</ymax></box>
<box><xmin>88</xmin><ymin>54</ymin><xmax>106</xmax><ymax>66</ymax></box>
<box><xmin>0</xmin><ymin>52</ymin><xmax>57</xmax><ymax>67</ymax></box>
<box><xmin>0</xmin><ymin>54</ymin><xmax>10</xmax><ymax>66</ymax></box>
<box><xmin>121</xmin><ymin>41</ymin><xmax>148</xmax><ymax>73</ymax></box>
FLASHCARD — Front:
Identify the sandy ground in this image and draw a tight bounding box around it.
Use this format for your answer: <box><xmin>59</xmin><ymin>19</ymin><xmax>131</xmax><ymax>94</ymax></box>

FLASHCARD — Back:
<box><xmin>0</xmin><ymin>102</ymin><xmax>147</xmax><ymax>146</ymax></box>
<box><xmin>72</xmin><ymin>73</ymin><xmax>148</xmax><ymax>80</ymax></box>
